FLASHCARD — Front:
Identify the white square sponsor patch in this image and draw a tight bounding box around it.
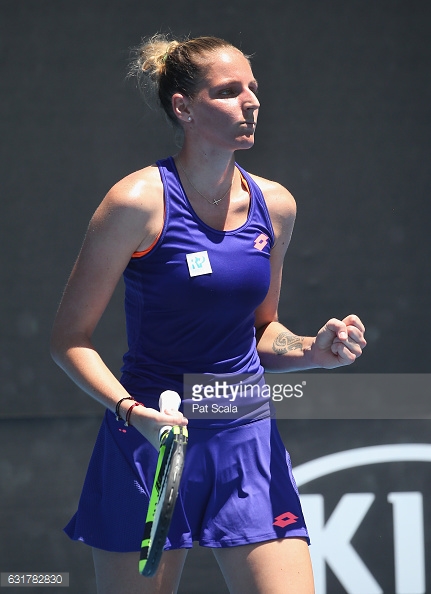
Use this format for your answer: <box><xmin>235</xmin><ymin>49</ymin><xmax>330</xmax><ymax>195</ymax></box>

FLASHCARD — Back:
<box><xmin>186</xmin><ymin>250</ymin><xmax>213</xmax><ymax>277</ymax></box>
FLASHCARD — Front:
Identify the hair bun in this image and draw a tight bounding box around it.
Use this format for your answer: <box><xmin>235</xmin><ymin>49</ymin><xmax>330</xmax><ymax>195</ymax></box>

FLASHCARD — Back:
<box><xmin>137</xmin><ymin>35</ymin><xmax>180</xmax><ymax>79</ymax></box>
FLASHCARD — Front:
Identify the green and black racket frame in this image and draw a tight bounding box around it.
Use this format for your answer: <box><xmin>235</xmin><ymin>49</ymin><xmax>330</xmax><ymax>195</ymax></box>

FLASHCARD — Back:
<box><xmin>139</xmin><ymin>390</ymin><xmax>188</xmax><ymax>577</ymax></box>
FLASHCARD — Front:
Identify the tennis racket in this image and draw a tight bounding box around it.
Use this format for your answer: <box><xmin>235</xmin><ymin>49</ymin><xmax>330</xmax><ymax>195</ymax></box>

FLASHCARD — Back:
<box><xmin>139</xmin><ymin>390</ymin><xmax>188</xmax><ymax>577</ymax></box>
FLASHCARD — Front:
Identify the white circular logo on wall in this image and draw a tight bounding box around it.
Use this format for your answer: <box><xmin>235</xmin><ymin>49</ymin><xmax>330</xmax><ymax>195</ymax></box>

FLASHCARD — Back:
<box><xmin>293</xmin><ymin>444</ymin><xmax>431</xmax><ymax>594</ymax></box>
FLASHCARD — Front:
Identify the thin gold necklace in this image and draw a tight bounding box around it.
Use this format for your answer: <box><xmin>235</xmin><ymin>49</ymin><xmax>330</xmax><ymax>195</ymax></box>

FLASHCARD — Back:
<box><xmin>176</xmin><ymin>160</ymin><xmax>235</xmax><ymax>206</ymax></box>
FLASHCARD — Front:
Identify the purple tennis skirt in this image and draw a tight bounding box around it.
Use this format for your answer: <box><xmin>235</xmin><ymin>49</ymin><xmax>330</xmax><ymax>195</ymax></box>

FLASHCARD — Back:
<box><xmin>64</xmin><ymin>376</ymin><xmax>309</xmax><ymax>552</ymax></box>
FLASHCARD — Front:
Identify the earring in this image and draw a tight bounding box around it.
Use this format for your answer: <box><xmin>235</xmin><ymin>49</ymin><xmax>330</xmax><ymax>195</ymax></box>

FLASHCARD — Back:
<box><xmin>187</xmin><ymin>116</ymin><xmax>192</xmax><ymax>121</ymax></box>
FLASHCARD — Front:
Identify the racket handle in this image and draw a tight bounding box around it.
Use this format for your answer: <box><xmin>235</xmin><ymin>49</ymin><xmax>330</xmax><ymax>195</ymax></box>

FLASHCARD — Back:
<box><xmin>158</xmin><ymin>390</ymin><xmax>181</xmax><ymax>441</ymax></box>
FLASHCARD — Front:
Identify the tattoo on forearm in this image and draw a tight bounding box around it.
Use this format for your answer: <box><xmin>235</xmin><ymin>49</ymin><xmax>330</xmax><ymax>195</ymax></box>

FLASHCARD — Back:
<box><xmin>272</xmin><ymin>332</ymin><xmax>304</xmax><ymax>355</ymax></box>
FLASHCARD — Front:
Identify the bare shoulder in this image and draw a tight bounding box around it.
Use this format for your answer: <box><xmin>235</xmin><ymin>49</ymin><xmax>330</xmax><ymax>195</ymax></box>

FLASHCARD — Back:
<box><xmin>102</xmin><ymin>164</ymin><xmax>163</xmax><ymax>213</ymax></box>
<box><xmin>88</xmin><ymin>164</ymin><xmax>164</xmax><ymax>255</ymax></box>
<box><xmin>248</xmin><ymin>173</ymin><xmax>296</xmax><ymax>245</ymax></box>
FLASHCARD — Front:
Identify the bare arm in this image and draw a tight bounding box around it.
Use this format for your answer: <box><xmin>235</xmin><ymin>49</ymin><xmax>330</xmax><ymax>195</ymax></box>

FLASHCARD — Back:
<box><xmin>253</xmin><ymin>177</ymin><xmax>366</xmax><ymax>372</ymax></box>
<box><xmin>51</xmin><ymin>167</ymin><xmax>187</xmax><ymax>447</ymax></box>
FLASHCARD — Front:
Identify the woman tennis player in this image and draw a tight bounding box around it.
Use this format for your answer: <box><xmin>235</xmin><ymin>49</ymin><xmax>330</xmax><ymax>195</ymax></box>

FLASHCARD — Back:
<box><xmin>51</xmin><ymin>35</ymin><xmax>366</xmax><ymax>594</ymax></box>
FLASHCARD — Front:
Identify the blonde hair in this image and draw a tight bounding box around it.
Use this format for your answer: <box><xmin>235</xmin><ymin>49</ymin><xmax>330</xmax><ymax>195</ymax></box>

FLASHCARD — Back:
<box><xmin>130</xmin><ymin>34</ymin><xmax>242</xmax><ymax>126</ymax></box>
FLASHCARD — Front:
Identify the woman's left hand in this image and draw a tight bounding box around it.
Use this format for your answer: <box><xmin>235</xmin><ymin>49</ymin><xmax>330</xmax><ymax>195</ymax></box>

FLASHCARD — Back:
<box><xmin>311</xmin><ymin>314</ymin><xmax>367</xmax><ymax>369</ymax></box>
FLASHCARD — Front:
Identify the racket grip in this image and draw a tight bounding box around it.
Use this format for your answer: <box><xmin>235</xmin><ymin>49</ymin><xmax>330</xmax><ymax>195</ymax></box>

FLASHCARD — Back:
<box><xmin>158</xmin><ymin>390</ymin><xmax>181</xmax><ymax>442</ymax></box>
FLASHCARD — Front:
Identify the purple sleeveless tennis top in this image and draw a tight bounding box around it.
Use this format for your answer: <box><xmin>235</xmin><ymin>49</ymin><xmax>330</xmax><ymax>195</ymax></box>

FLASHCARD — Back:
<box><xmin>121</xmin><ymin>156</ymin><xmax>274</xmax><ymax>383</ymax></box>
<box><xmin>63</xmin><ymin>160</ymin><xmax>311</xmax><ymax>550</ymax></box>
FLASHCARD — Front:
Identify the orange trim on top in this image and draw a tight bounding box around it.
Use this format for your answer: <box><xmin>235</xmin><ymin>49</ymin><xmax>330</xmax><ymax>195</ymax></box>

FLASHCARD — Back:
<box><xmin>238</xmin><ymin>170</ymin><xmax>250</xmax><ymax>195</ymax></box>
<box><xmin>131</xmin><ymin>207</ymin><xmax>165</xmax><ymax>259</ymax></box>
<box><xmin>131</xmin><ymin>233</ymin><xmax>160</xmax><ymax>258</ymax></box>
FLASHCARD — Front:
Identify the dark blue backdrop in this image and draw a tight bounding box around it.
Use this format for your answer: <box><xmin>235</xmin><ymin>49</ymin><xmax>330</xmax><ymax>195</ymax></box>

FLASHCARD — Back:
<box><xmin>1</xmin><ymin>1</ymin><xmax>430</xmax><ymax>592</ymax></box>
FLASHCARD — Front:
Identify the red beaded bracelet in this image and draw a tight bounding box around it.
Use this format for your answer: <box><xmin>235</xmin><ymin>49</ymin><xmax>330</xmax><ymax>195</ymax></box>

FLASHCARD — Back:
<box><xmin>125</xmin><ymin>401</ymin><xmax>143</xmax><ymax>426</ymax></box>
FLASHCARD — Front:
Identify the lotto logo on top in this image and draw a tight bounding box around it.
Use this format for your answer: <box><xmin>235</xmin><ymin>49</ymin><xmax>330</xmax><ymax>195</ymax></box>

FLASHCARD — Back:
<box><xmin>254</xmin><ymin>233</ymin><xmax>269</xmax><ymax>251</ymax></box>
